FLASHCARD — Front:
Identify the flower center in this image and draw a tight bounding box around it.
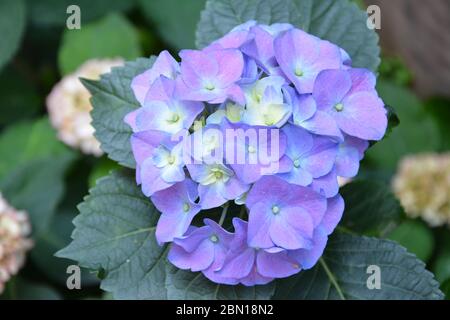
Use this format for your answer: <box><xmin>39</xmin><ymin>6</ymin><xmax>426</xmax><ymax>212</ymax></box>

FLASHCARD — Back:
<box><xmin>334</xmin><ymin>103</ymin><xmax>344</xmax><ymax>112</ymax></box>
<box><xmin>210</xmin><ymin>234</ymin><xmax>219</xmax><ymax>243</ymax></box>
<box><xmin>183</xmin><ymin>202</ymin><xmax>190</xmax><ymax>212</ymax></box>
<box><xmin>214</xmin><ymin>171</ymin><xmax>223</xmax><ymax>179</ymax></box>
<box><xmin>167</xmin><ymin>155</ymin><xmax>176</xmax><ymax>165</ymax></box>
<box><xmin>205</xmin><ymin>83</ymin><xmax>215</xmax><ymax>91</ymax></box>
<box><xmin>293</xmin><ymin>158</ymin><xmax>301</xmax><ymax>168</ymax></box>
<box><xmin>294</xmin><ymin>66</ymin><xmax>304</xmax><ymax>77</ymax></box>
<box><xmin>168</xmin><ymin>113</ymin><xmax>180</xmax><ymax>123</ymax></box>
<box><xmin>247</xmin><ymin>145</ymin><xmax>256</xmax><ymax>153</ymax></box>
<box><xmin>272</xmin><ymin>205</ymin><xmax>280</xmax><ymax>214</ymax></box>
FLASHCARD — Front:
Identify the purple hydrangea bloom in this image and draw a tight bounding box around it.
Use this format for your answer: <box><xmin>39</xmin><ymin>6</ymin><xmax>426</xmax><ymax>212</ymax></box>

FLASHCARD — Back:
<box><xmin>123</xmin><ymin>21</ymin><xmax>387</xmax><ymax>286</ymax></box>
<box><xmin>151</xmin><ymin>179</ymin><xmax>201</xmax><ymax>244</ymax></box>
<box><xmin>313</xmin><ymin>68</ymin><xmax>387</xmax><ymax>141</ymax></box>
<box><xmin>245</xmin><ymin>176</ymin><xmax>327</xmax><ymax>250</ymax></box>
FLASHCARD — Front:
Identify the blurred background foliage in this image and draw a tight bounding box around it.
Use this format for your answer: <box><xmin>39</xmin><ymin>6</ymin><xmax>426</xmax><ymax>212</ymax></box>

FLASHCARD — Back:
<box><xmin>0</xmin><ymin>0</ymin><xmax>448</xmax><ymax>299</ymax></box>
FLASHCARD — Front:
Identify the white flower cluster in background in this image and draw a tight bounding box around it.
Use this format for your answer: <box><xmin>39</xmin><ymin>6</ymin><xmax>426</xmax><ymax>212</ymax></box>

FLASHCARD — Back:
<box><xmin>0</xmin><ymin>193</ymin><xmax>33</xmax><ymax>294</ymax></box>
<box><xmin>46</xmin><ymin>59</ymin><xmax>124</xmax><ymax>156</ymax></box>
<box><xmin>393</xmin><ymin>153</ymin><xmax>450</xmax><ymax>227</ymax></box>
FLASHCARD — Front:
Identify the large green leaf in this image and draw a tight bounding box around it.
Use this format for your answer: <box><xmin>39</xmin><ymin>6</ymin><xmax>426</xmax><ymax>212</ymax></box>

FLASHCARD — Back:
<box><xmin>58</xmin><ymin>13</ymin><xmax>142</xmax><ymax>74</ymax></box>
<box><xmin>139</xmin><ymin>0</ymin><xmax>206</xmax><ymax>50</ymax></box>
<box><xmin>340</xmin><ymin>180</ymin><xmax>402</xmax><ymax>236</ymax></box>
<box><xmin>27</xmin><ymin>0</ymin><xmax>135</xmax><ymax>26</ymax></box>
<box><xmin>273</xmin><ymin>234</ymin><xmax>443</xmax><ymax>300</ymax></box>
<box><xmin>366</xmin><ymin>81</ymin><xmax>441</xmax><ymax>169</ymax></box>
<box><xmin>83</xmin><ymin>57</ymin><xmax>156</xmax><ymax>168</ymax></box>
<box><xmin>166</xmin><ymin>265</ymin><xmax>275</xmax><ymax>300</ymax></box>
<box><xmin>56</xmin><ymin>170</ymin><xmax>168</xmax><ymax>299</ymax></box>
<box><xmin>0</xmin><ymin>0</ymin><xmax>26</xmax><ymax>71</ymax></box>
<box><xmin>196</xmin><ymin>0</ymin><xmax>380</xmax><ymax>71</ymax></box>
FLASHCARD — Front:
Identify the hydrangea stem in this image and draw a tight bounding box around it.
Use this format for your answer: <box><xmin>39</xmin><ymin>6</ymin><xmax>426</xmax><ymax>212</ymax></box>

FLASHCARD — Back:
<box><xmin>219</xmin><ymin>202</ymin><xmax>229</xmax><ymax>226</ymax></box>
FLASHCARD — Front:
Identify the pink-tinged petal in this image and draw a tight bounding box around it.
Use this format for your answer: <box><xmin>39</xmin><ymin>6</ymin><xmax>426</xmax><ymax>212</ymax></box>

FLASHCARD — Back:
<box><xmin>337</xmin><ymin>91</ymin><xmax>387</xmax><ymax>141</ymax></box>
<box><xmin>311</xmin><ymin>169</ymin><xmax>339</xmax><ymax>198</ymax></box>
<box><xmin>257</xmin><ymin>249</ymin><xmax>301</xmax><ymax>278</ymax></box>
<box><xmin>247</xmin><ymin>202</ymin><xmax>274</xmax><ymax>249</ymax></box>
<box><xmin>209</xmin><ymin>29</ymin><xmax>252</xmax><ymax>50</ymax></box>
<box><xmin>124</xmin><ymin>109</ymin><xmax>139</xmax><ymax>131</ymax></box>
<box><xmin>144</xmin><ymin>76</ymin><xmax>175</xmax><ymax>102</ymax></box>
<box><xmin>347</xmin><ymin>68</ymin><xmax>376</xmax><ymax>95</ymax></box>
<box><xmin>224</xmin><ymin>84</ymin><xmax>246</xmax><ymax>105</ymax></box>
<box><xmin>179</xmin><ymin>49</ymin><xmax>219</xmax><ymax>82</ymax></box>
<box><xmin>131</xmin><ymin>50</ymin><xmax>179</xmax><ymax>105</ymax></box>
<box><xmin>211</xmin><ymin>49</ymin><xmax>244</xmax><ymax>85</ymax></box>
<box><xmin>313</xmin><ymin>69</ymin><xmax>352</xmax><ymax>111</ymax></box>
<box><xmin>290</xmin><ymin>227</ymin><xmax>328</xmax><ymax>269</ymax></box>
<box><xmin>320</xmin><ymin>194</ymin><xmax>345</xmax><ymax>235</ymax></box>
<box><xmin>168</xmin><ymin>241</ymin><xmax>214</xmax><ymax>272</ymax></box>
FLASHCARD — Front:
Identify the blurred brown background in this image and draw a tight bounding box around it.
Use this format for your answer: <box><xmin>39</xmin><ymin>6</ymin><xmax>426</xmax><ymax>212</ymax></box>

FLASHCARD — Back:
<box><xmin>367</xmin><ymin>0</ymin><xmax>450</xmax><ymax>98</ymax></box>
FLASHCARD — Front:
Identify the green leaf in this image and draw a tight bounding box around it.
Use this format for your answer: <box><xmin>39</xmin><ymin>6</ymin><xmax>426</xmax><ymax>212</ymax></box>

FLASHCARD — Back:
<box><xmin>165</xmin><ymin>265</ymin><xmax>275</xmax><ymax>299</ymax></box>
<box><xmin>366</xmin><ymin>80</ymin><xmax>441</xmax><ymax>169</ymax></box>
<box><xmin>432</xmin><ymin>253</ymin><xmax>450</xmax><ymax>284</ymax></box>
<box><xmin>139</xmin><ymin>0</ymin><xmax>206</xmax><ymax>50</ymax></box>
<box><xmin>88</xmin><ymin>158</ymin><xmax>121</xmax><ymax>188</ymax></box>
<box><xmin>340</xmin><ymin>180</ymin><xmax>402</xmax><ymax>236</ymax></box>
<box><xmin>27</xmin><ymin>0</ymin><xmax>135</xmax><ymax>26</ymax></box>
<box><xmin>0</xmin><ymin>0</ymin><xmax>26</xmax><ymax>71</ymax></box>
<box><xmin>84</xmin><ymin>57</ymin><xmax>156</xmax><ymax>168</ymax></box>
<box><xmin>0</xmin><ymin>67</ymin><xmax>40</xmax><ymax>127</ymax></box>
<box><xmin>0</xmin><ymin>118</ymin><xmax>76</xmax><ymax>236</ymax></box>
<box><xmin>440</xmin><ymin>279</ymin><xmax>450</xmax><ymax>300</ymax></box>
<box><xmin>56</xmin><ymin>170</ymin><xmax>168</xmax><ymax>299</ymax></box>
<box><xmin>0</xmin><ymin>119</ymin><xmax>69</xmax><ymax>179</ymax></box>
<box><xmin>387</xmin><ymin>220</ymin><xmax>435</xmax><ymax>263</ymax></box>
<box><xmin>31</xmin><ymin>209</ymin><xmax>99</xmax><ymax>286</ymax></box>
<box><xmin>58</xmin><ymin>13</ymin><xmax>142</xmax><ymax>74</ymax></box>
<box><xmin>1</xmin><ymin>278</ymin><xmax>61</xmax><ymax>300</ymax></box>
<box><xmin>273</xmin><ymin>234</ymin><xmax>443</xmax><ymax>300</ymax></box>
<box><xmin>196</xmin><ymin>0</ymin><xmax>380</xmax><ymax>71</ymax></box>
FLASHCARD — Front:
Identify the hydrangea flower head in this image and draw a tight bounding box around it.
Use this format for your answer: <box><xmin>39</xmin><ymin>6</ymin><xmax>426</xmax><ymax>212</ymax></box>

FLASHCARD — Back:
<box><xmin>125</xmin><ymin>21</ymin><xmax>387</xmax><ymax>286</ymax></box>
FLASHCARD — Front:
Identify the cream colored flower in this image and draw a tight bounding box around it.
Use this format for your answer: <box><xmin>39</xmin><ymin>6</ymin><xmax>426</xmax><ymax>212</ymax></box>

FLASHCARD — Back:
<box><xmin>393</xmin><ymin>153</ymin><xmax>450</xmax><ymax>227</ymax></box>
<box><xmin>0</xmin><ymin>193</ymin><xmax>33</xmax><ymax>294</ymax></box>
<box><xmin>46</xmin><ymin>59</ymin><xmax>124</xmax><ymax>156</ymax></box>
